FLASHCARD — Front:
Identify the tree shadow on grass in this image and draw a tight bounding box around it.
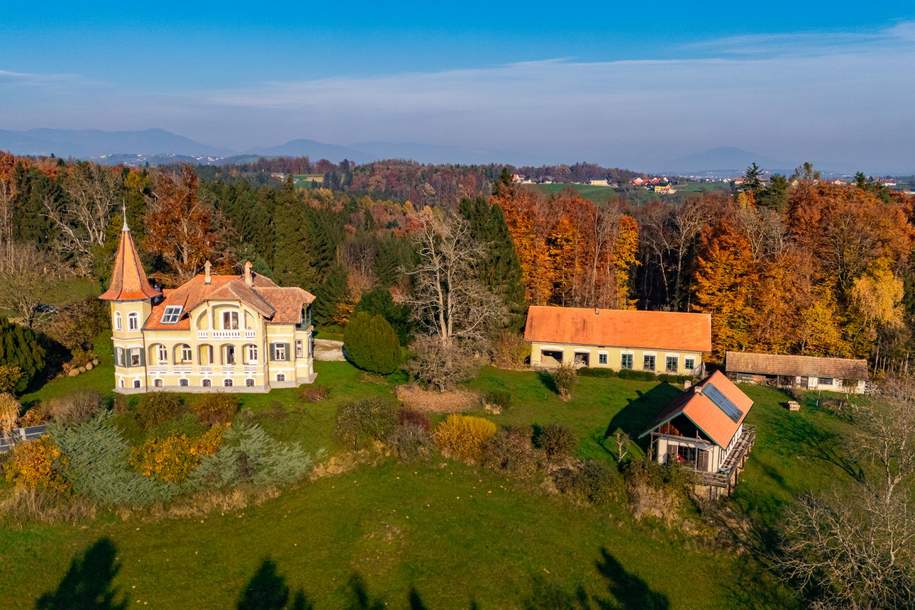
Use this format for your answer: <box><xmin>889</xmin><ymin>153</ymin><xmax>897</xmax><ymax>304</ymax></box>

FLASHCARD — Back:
<box><xmin>35</xmin><ymin>537</ymin><xmax>127</xmax><ymax>610</ymax></box>
<box><xmin>343</xmin><ymin>573</ymin><xmax>385</xmax><ymax>610</ymax></box>
<box><xmin>605</xmin><ymin>384</ymin><xmax>682</xmax><ymax>451</ymax></box>
<box><xmin>764</xmin><ymin>409</ymin><xmax>863</xmax><ymax>483</ymax></box>
<box><xmin>538</xmin><ymin>370</ymin><xmax>559</xmax><ymax>396</ymax></box>
<box><xmin>237</xmin><ymin>558</ymin><xmax>312</xmax><ymax>610</ymax></box>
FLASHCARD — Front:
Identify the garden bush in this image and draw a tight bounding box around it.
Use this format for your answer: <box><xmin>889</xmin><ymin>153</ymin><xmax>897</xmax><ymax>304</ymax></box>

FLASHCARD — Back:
<box><xmin>617</xmin><ymin>369</ymin><xmax>658</xmax><ymax>381</ymax></box>
<box><xmin>299</xmin><ymin>384</ymin><xmax>330</xmax><ymax>403</ymax></box>
<box><xmin>44</xmin><ymin>391</ymin><xmax>103</xmax><ymax>425</ymax></box>
<box><xmin>334</xmin><ymin>398</ymin><xmax>400</xmax><ymax>450</ymax></box>
<box><xmin>191</xmin><ymin>394</ymin><xmax>239</xmax><ymax>426</ymax></box>
<box><xmin>552</xmin><ymin>365</ymin><xmax>577</xmax><ymax>401</ymax></box>
<box><xmin>433</xmin><ymin>415</ymin><xmax>497</xmax><ymax>463</ymax></box>
<box><xmin>624</xmin><ymin>459</ymin><xmax>688</xmax><ymax>524</ymax></box>
<box><xmin>480</xmin><ymin>426</ymin><xmax>540</xmax><ymax>477</ymax></box>
<box><xmin>407</xmin><ymin>336</ymin><xmax>476</xmax><ymax>391</ymax></box>
<box><xmin>534</xmin><ymin>423</ymin><xmax>577</xmax><ymax>460</ymax></box>
<box><xmin>0</xmin><ymin>364</ymin><xmax>22</xmax><ymax>394</ymax></box>
<box><xmin>344</xmin><ymin>311</ymin><xmax>402</xmax><ymax>375</ymax></box>
<box><xmin>191</xmin><ymin>423</ymin><xmax>316</xmax><ymax>488</ymax></box>
<box><xmin>490</xmin><ymin>331</ymin><xmax>529</xmax><ymax>368</ymax></box>
<box><xmin>0</xmin><ymin>319</ymin><xmax>46</xmax><ymax>394</ymax></box>
<box><xmin>135</xmin><ymin>393</ymin><xmax>185</xmax><ymax>430</ymax></box>
<box><xmin>129</xmin><ymin>425</ymin><xmax>226</xmax><ymax>483</ymax></box>
<box><xmin>3</xmin><ymin>436</ymin><xmax>68</xmax><ymax>491</ymax></box>
<box><xmin>482</xmin><ymin>389</ymin><xmax>512</xmax><ymax>410</ymax></box>
<box><xmin>398</xmin><ymin>407</ymin><xmax>431</xmax><ymax>431</ymax></box>
<box><xmin>387</xmin><ymin>424</ymin><xmax>431</xmax><ymax>461</ymax></box>
<box><xmin>354</xmin><ymin>287</ymin><xmax>413</xmax><ymax>344</ymax></box>
<box><xmin>553</xmin><ymin>459</ymin><xmax>615</xmax><ymax>505</ymax></box>
<box><xmin>51</xmin><ymin>413</ymin><xmax>172</xmax><ymax>506</ymax></box>
<box><xmin>577</xmin><ymin>367</ymin><xmax>617</xmax><ymax>378</ymax></box>
<box><xmin>658</xmin><ymin>373</ymin><xmax>689</xmax><ymax>384</ymax></box>
<box><xmin>0</xmin><ymin>392</ymin><xmax>21</xmax><ymax>434</ymax></box>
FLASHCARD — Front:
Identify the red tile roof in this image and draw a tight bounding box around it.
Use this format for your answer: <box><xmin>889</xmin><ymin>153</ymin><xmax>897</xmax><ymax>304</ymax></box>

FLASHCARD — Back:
<box><xmin>524</xmin><ymin>306</ymin><xmax>711</xmax><ymax>352</ymax></box>
<box><xmin>99</xmin><ymin>227</ymin><xmax>160</xmax><ymax>301</ymax></box>
<box><xmin>144</xmin><ymin>273</ymin><xmax>315</xmax><ymax>330</ymax></box>
<box><xmin>643</xmin><ymin>371</ymin><xmax>753</xmax><ymax>448</ymax></box>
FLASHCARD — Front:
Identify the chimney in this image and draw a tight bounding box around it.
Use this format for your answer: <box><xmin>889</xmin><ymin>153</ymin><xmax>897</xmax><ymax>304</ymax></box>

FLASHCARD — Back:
<box><xmin>243</xmin><ymin>260</ymin><xmax>253</xmax><ymax>287</ymax></box>
<box><xmin>204</xmin><ymin>260</ymin><xmax>212</xmax><ymax>285</ymax></box>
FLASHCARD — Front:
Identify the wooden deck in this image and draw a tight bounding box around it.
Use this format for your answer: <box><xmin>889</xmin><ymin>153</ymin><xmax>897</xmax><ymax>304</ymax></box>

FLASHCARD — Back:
<box><xmin>695</xmin><ymin>425</ymin><xmax>756</xmax><ymax>498</ymax></box>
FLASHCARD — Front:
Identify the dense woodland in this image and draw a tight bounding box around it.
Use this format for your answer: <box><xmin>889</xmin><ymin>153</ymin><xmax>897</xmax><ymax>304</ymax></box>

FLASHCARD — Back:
<box><xmin>1</xmin><ymin>151</ymin><xmax>914</xmax><ymax>377</ymax></box>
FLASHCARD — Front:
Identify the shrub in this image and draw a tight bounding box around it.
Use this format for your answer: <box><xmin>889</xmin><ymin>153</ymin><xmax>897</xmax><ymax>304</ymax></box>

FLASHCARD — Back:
<box><xmin>617</xmin><ymin>369</ymin><xmax>657</xmax><ymax>381</ymax></box>
<box><xmin>344</xmin><ymin>312</ymin><xmax>402</xmax><ymax>375</ymax></box>
<box><xmin>3</xmin><ymin>436</ymin><xmax>68</xmax><ymax>491</ymax></box>
<box><xmin>0</xmin><ymin>392</ymin><xmax>21</xmax><ymax>434</ymax></box>
<box><xmin>658</xmin><ymin>374</ymin><xmax>689</xmax><ymax>384</ymax></box>
<box><xmin>299</xmin><ymin>385</ymin><xmax>330</xmax><ymax>403</ymax></box>
<box><xmin>491</xmin><ymin>331</ymin><xmax>529</xmax><ymax>368</ymax></box>
<box><xmin>398</xmin><ymin>407</ymin><xmax>431</xmax><ymax>431</ymax></box>
<box><xmin>482</xmin><ymin>390</ymin><xmax>512</xmax><ymax>410</ymax></box>
<box><xmin>191</xmin><ymin>395</ymin><xmax>238</xmax><ymax>426</ymax></box>
<box><xmin>129</xmin><ymin>425</ymin><xmax>226</xmax><ymax>483</ymax></box>
<box><xmin>577</xmin><ymin>367</ymin><xmax>617</xmax><ymax>378</ymax></box>
<box><xmin>0</xmin><ymin>319</ymin><xmax>46</xmax><ymax>394</ymax></box>
<box><xmin>51</xmin><ymin>413</ymin><xmax>172</xmax><ymax>506</ymax></box>
<box><xmin>535</xmin><ymin>423</ymin><xmax>577</xmax><ymax>460</ymax></box>
<box><xmin>354</xmin><ymin>287</ymin><xmax>413</xmax><ymax>344</ymax></box>
<box><xmin>334</xmin><ymin>398</ymin><xmax>399</xmax><ymax>450</ymax></box>
<box><xmin>433</xmin><ymin>415</ymin><xmax>497</xmax><ymax>463</ymax></box>
<box><xmin>0</xmin><ymin>364</ymin><xmax>23</xmax><ymax>393</ymax></box>
<box><xmin>43</xmin><ymin>391</ymin><xmax>103</xmax><ymax>426</ymax></box>
<box><xmin>552</xmin><ymin>365</ymin><xmax>577</xmax><ymax>401</ymax></box>
<box><xmin>38</xmin><ymin>297</ymin><xmax>107</xmax><ymax>354</ymax></box>
<box><xmin>553</xmin><ymin>459</ymin><xmax>615</xmax><ymax>505</ymax></box>
<box><xmin>408</xmin><ymin>336</ymin><xmax>476</xmax><ymax>391</ymax></box>
<box><xmin>190</xmin><ymin>423</ymin><xmax>316</xmax><ymax>488</ymax></box>
<box><xmin>387</xmin><ymin>424</ymin><xmax>431</xmax><ymax>461</ymax></box>
<box><xmin>480</xmin><ymin>426</ymin><xmax>540</xmax><ymax>477</ymax></box>
<box><xmin>624</xmin><ymin>460</ymin><xmax>687</xmax><ymax>524</ymax></box>
<box><xmin>135</xmin><ymin>393</ymin><xmax>185</xmax><ymax>430</ymax></box>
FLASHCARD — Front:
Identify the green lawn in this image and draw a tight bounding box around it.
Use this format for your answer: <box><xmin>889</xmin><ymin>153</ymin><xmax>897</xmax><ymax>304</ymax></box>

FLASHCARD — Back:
<box><xmin>1</xmin><ymin>359</ymin><xmax>864</xmax><ymax>608</ymax></box>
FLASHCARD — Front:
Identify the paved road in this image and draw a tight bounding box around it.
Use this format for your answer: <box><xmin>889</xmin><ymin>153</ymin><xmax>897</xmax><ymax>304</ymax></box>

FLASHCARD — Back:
<box><xmin>0</xmin><ymin>424</ymin><xmax>48</xmax><ymax>452</ymax></box>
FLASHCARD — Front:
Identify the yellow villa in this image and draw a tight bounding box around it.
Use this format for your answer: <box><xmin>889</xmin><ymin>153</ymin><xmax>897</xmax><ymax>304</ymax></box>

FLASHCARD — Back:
<box><xmin>100</xmin><ymin>216</ymin><xmax>316</xmax><ymax>393</ymax></box>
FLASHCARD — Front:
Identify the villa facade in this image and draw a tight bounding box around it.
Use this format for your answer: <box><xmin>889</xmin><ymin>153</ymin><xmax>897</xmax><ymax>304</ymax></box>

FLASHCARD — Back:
<box><xmin>100</xmin><ymin>217</ymin><xmax>316</xmax><ymax>393</ymax></box>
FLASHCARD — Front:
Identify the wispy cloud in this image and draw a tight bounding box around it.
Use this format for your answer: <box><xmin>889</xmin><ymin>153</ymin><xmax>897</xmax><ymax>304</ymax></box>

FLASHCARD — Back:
<box><xmin>0</xmin><ymin>68</ymin><xmax>82</xmax><ymax>86</ymax></box>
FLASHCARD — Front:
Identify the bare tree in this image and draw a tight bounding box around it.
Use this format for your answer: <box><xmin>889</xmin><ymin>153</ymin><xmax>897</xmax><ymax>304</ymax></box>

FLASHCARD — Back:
<box><xmin>776</xmin><ymin>378</ymin><xmax>915</xmax><ymax>608</ymax></box>
<box><xmin>734</xmin><ymin>206</ymin><xmax>788</xmax><ymax>261</ymax></box>
<box><xmin>406</xmin><ymin>208</ymin><xmax>504</xmax><ymax>347</ymax></box>
<box><xmin>0</xmin><ymin>242</ymin><xmax>63</xmax><ymax>328</ymax></box>
<box><xmin>44</xmin><ymin>162</ymin><xmax>123</xmax><ymax>274</ymax></box>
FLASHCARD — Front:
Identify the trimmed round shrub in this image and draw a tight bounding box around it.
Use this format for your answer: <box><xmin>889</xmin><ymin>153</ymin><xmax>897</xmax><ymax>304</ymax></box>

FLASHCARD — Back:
<box><xmin>135</xmin><ymin>393</ymin><xmax>184</xmax><ymax>430</ymax></box>
<box><xmin>191</xmin><ymin>394</ymin><xmax>239</xmax><ymax>426</ymax></box>
<box><xmin>344</xmin><ymin>312</ymin><xmax>402</xmax><ymax>375</ymax></box>
<box><xmin>334</xmin><ymin>398</ymin><xmax>400</xmax><ymax>450</ymax></box>
<box><xmin>535</xmin><ymin>423</ymin><xmax>577</xmax><ymax>460</ymax></box>
<box><xmin>0</xmin><ymin>319</ymin><xmax>47</xmax><ymax>394</ymax></box>
<box><xmin>433</xmin><ymin>415</ymin><xmax>497</xmax><ymax>463</ymax></box>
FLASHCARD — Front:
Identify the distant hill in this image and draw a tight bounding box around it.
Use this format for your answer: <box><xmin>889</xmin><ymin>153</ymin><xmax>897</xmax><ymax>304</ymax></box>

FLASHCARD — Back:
<box><xmin>352</xmin><ymin>141</ymin><xmax>535</xmax><ymax>165</ymax></box>
<box><xmin>662</xmin><ymin>146</ymin><xmax>790</xmax><ymax>174</ymax></box>
<box><xmin>249</xmin><ymin>139</ymin><xmax>375</xmax><ymax>164</ymax></box>
<box><xmin>0</xmin><ymin>128</ymin><xmax>228</xmax><ymax>158</ymax></box>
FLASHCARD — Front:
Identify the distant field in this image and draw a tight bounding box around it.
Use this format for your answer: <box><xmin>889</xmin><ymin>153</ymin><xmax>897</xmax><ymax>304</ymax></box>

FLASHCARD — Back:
<box><xmin>530</xmin><ymin>181</ymin><xmax>730</xmax><ymax>206</ymax></box>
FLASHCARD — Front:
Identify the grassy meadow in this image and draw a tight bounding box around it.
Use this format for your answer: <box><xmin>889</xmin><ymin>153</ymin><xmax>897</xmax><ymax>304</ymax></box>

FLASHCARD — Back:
<box><xmin>0</xmin><ymin>341</ymin><xmax>867</xmax><ymax>609</ymax></box>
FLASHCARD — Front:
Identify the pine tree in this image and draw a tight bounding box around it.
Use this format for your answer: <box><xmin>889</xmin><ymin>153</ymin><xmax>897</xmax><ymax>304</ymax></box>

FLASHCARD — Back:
<box><xmin>0</xmin><ymin>319</ymin><xmax>47</xmax><ymax>394</ymax></box>
<box><xmin>459</xmin><ymin>197</ymin><xmax>527</xmax><ymax>330</ymax></box>
<box><xmin>343</xmin><ymin>312</ymin><xmax>401</xmax><ymax>374</ymax></box>
<box><xmin>313</xmin><ymin>264</ymin><xmax>349</xmax><ymax>326</ymax></box>
<box><xmin>272</xmin><ymin>178</ymin><xmax>315</xmax><ymax>288</ymax></box>
<box><xmin>355</xmin><ymin>287</ymin><xmax>412</xmax><ymax>344</ymax></box>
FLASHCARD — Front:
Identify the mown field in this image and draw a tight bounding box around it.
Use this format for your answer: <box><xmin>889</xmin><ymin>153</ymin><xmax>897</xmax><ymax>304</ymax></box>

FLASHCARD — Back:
<box><xmin>2</xmin><ymin>343</ymin><xmax>862</xmax><ymax>608</ymax></box>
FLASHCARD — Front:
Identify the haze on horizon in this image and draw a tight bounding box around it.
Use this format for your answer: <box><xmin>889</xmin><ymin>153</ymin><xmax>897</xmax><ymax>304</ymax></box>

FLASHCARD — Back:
<box><xmin>1</xmin><ymin>1</ymin><xmax>914</xmax><ymax>174</ymax></box>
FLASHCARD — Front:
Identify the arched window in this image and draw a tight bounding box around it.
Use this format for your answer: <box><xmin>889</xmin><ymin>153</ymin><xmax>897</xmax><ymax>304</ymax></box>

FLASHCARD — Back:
<box><xmin>175</xmin><ymin>344</ymin><xmax>193</xmax><ymax>364</ymax></box>
<box><xmin>153</xmin><ymin>378</ymin><xmax>163</xmax><ymax>388</ymax></box>
<box><xmin>202</xmin><ymin>378</ymin><xmax>211</xmax><ymax>387</ymax></box>
<box><xmin>198</xmin><ymin>344</ymin><xmax>213</xmax><ymax>366</ymax></box>
<box><xmin>223</xmin><ymin>378</ymin><xmax>233</xmax><ymax>387</ymax></box>
<box><xmin>128</xmin><ymin>312</ymin><xmax>139</xmax><ymax>331</ymax></box>
<box><xmin>114</xmin><ymin>312</ymin><xmax>122</xmax><ymax>331</ymax></box>
<box><xmin>245</xmin><ymin>378</ymin><xmax>255</xmax><ymax>387</ymax></box>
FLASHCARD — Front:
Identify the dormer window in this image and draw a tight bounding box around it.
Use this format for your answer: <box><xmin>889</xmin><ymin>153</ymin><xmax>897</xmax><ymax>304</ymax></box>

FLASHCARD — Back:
<box><xmin>222</xmin><ymin>311</ymin><xmax>239</xmax><ymax>330</ymax></box>
<box><xmin>161</xmin><ymin>305</ymin><xmax>183</xmax><ymax>324</ymax></box>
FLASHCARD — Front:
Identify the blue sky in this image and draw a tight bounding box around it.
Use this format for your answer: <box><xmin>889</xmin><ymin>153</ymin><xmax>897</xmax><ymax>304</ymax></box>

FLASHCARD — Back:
<box><xmin>2</xmin><ymin>1</ymin><xmax>914</xmax><ymax>172</ymax></box>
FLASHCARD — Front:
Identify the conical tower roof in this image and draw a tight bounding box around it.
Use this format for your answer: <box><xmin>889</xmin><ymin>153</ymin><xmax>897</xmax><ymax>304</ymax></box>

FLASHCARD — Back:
<box><xmin>99</xmin><ymin>211</ymin><xmax>160</xmax><ymax>302</ymax></box>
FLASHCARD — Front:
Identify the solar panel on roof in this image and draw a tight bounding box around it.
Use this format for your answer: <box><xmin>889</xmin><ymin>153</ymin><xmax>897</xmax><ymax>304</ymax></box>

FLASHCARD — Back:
<box><xmin>702</xmin><ymin>383</ymin><xmax>742</xmax><ymax>423</ymax></box>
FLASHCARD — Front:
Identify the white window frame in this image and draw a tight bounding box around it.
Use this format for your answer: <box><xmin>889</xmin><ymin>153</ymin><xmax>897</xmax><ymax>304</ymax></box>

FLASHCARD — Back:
<box><xmin>273</xmin><ymin>343</ymin><xmax>288</xmax><ymax>361</ymax></box>
<box><xmin>202</xmin><ymin>378</ymin><xmax>212</xmax><ymax>387</ymax></box>
<box><xmin>295</xmin><ymin>339</ymin><xmax>304</xmax><ymax>359</ymax></box>
<box><xmin>128</xmin><ymin>312</ymin><xmax>139</xmax><ymax>331</ymax></box>
<box><xmin>598</xmin><ymin>351</ymin><xmax>608</xmax><ymax>365</ymax></box>
<box><xmin>161</xmin><ymin>305</ymin><xmax>183</xmax><ymax>324</ymax></box>
<box><xmin>114</xmin><ymin>312</ymin><xmax>122</xmax><ymax>331</ymax></box>
<box><xmin>224</xmin><ymin>378</ymin><xmax>233</xmax><ymax>387</ymax></box>
<box><xmin>179</xmin><ymin>378</ymin><xmax>189</xmax><ymax>387</ymax></box>
<box><xmin>129</xmin><ymin>348</ymin><xmax>142</xmax><ymax>367</ymax></box>
<box><xmin>643</xmin><ymin>353</ymin><xmax>656</xmax><ymax>371</ymax></box>
<box><xmin>620</xmin><ymin>352</ymin><xmax>634</xmax><ymax>370</ymax></box>
<box><xmin>158</xmin><ymin>344</ymin><xmax>168</xmax><ymax>364</ymax></box>
<box><xmin>276</xmin><ymin>373</ymin><xmax>286</xmax><ymax>382</ymax></box>
<box><xmin>665</xmin><ymin>355</ymin><xmax>678</xmax><ymax>373</ymax></box>
<box><xmin>246</xmin><ymin>344</ymin><xmax>258</xmax><ymax>363</ymax></box>
<box><xmin>684</xmin><ymin>357</ymin><xmax>696</xmax><ymax>371</ymax></box>
<box><xmin>245</xmin><ymin>378</ymin><xmax>255</xmax><ymax>387</ymax></box>
<box><xmin>223</xmin><ymin>310</ymin><xmax>239</xmax><ymax>330</ymax></box>
<box><xmin>180</xmin><ymin>345</ymin><xmax>193</xmax><ymax>364</ymax></box>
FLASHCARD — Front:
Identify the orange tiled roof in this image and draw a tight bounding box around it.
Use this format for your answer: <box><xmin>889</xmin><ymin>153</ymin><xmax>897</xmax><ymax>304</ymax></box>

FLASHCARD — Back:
<box><xmin>643</xmin><ymin>371</ymin><xmax>753</xmax><ymax>448</ymax></box>
<box><xmin>144</xmin><ymin>273</ymin><xmax>315</xmax><ymax>330</ymax></box>
<box><xmin>99</xmin><ymin>227</ymin><xmax>160</xmax><ymax>301</ymax></box>
<box><xmin>524</xmin><ymin>305</ymin><xmax>711</xmax><ymax>352</ymax></box>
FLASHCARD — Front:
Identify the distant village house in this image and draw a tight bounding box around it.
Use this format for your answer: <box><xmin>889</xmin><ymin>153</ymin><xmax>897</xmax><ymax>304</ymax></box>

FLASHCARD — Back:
<box><xmin>524</xmin><ymin>306</ymin><xmax>711</xmax><ymax>376</ymax></box>
<box><xmin>725</xmin><ymin>351</ymin><xmax>869</xmax><ymax>394</ymax></box>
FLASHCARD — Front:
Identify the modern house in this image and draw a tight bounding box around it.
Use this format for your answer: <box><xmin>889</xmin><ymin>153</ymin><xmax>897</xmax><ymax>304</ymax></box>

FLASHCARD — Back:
<box><xmin>725</xmin><ymin>351</ymin><xmax>869</xmax><ymax>394</ymax></box>
<box><xmin>640</xmin><ymin>370</ymin><xmax>756</xmax><ymax>498</ymax></box>
<box><xmin>100</xmin><ymin>216</ymin><xmax>316</xmax><ymax>393</ymax></box>
<box><xmin>524</xmin><ymin>305</ymin><xmax>711</xmax><ymax>376</ymax></box>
